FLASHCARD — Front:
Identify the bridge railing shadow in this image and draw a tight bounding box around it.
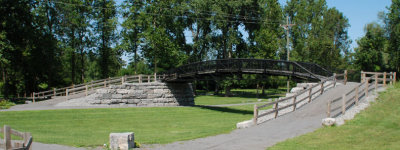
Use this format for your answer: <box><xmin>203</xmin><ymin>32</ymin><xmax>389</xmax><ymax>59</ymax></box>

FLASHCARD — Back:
<box><xmin>192</xmin><ymin>105</ymin><xmax>254</xmax><ymax>115</ymax></box>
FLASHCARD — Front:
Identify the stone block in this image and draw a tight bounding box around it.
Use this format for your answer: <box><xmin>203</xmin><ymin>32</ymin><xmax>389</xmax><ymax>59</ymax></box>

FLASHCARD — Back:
<box><xmin>117</xmin><ymin>89</ymin><xmax>129</xmax><ymax>94</ymax></box>
<box><xmin>290</xmin><ymin>87</ymin><xmax>305</xmax><ymax>93</ymax></box>
<box><xmin>112</xmin><ymin>94</ymin><xmax>123</xmax><ymax>99</ymax></box>
<box><xmin>97</xmin><ymin>89</ymin><xmax>108</xmax><ymax>94</ymax></box>
<box><xmin>322</xmin><ymin>118</ymin><xmax>336</xmax><ymax>126</ymax></box>
<box><xmin>154</xmin><ymin>89</ymin><xmax>165</xmax><ymax>94</ymax></box>
<box><xmin>127</xmin><ymin>99</ymin><xmax>140</xmax><ymax>104</ymax></box>
<box><xmin>147</xmin><ymin>94</ymin><xmax>162</xmax><ymax>99</ymax></box>
<box><xmin>102</xmin><ymin>93</ymin><xmax>112</xmax><ymax>99</ymax></box>
<box><xmin>109</xmin><ymin>132</ymin><xmax>134</xmax><ymax>150</ymax></box>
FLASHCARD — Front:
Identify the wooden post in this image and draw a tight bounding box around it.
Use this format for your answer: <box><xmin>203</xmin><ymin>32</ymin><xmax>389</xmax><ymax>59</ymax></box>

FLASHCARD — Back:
<box><xmin>308</xmin><ymin>88</ymin><xmax>312</xmax><ymax>102</ymax></box>
<box><xmin>53</xmin><ymin>88</ymin><xmax>56</xmax><ymax>97</ymax></box>
<box><xmin>390</xmin><ymin>72</ymin><xmax>393</xmax><ymax>85</ymax></box>
<box><xmin>320</xmin><ymin>82</ymin><xmax>324</xmax><ymax>94</ymax></box>
<box><xmin>344</xmin><ymin>70</ymin><xmax>348</xmax><ymax>85</ymax></box>
<box><xmin>394</xmin><ymin>72</ymin><xmax>397</xmax><ymax>83</ymax></box>
<box><xmin>365</xmin><ymin>79</ymin><xmax>369</xmax><ymax>97</ymax></box>
<box><xmin>274</xmin><ymin>99</ymin><xmax>279</xmax><ymax>118</ymax></box>
<box><xmin>148</xmin><ymin>76</ymin><xmax>150</xmax><ymax>83</ymax></box>
<box><xmin>23</xmin><ymin>132</ymin><xmax>32</xmax><ymax>150</ymax></box>
<box><xmin>327</xmin><ymin>101</ymin><xmax>331</xmax><ymax>117</ymax></box>
<box><xmin>383</xmin><ymin>72</ymin><xmax>387</xmax><ymax>87</ymax></box>
<box><xmin>375</xmin><ymin>75</ymin><xmax>378</xmax><ymax>92</ymax></box>
<box><xmin>66</xmin><ymin>89</ymin><xmax>69</xmax><ymax>100</ymax></box>
<box><xmin>32</xmin><ymin>92</ymin><xmax>35</xmax><ymax>103</ymax></box>
<box><xmin>341</xmin><ymin>94</ymin><xmax>346</xmax><ymax>115</ymax></box>
<box><xmin>104</xmin><ymin>80</ymin><xmax>107</xmax><ymax>88</ymax></box>
<box><xmin>154</xmin><ymin>73</ymin><xmax>157</xmax><ymax>82</ymax></box>
<box><xmin>85</xmin><ymin>85</ymin><xmax>88</xmax><ymax>96</ymax></box>
<box><xmin>355</xmin><ymin>87</ymin><xmax>359</xmax><ymax>106</ymax></box>
<box><xmin>121</xmin><ymin>76</ymin><xmax>124</xmax><ymax>84</ymax></box>
<box><xmin>4</xmin><ymin>125</ymin><xmax>11</xmax><ymax>150</ymax></box>
<box><xmin>71</xmin><ymin>84</ymin><xmax>74</xmax><ymax>95</ymax></box>
<box><xmin>361</xmin><ymin>71</ymin><xmax>364</xmax><ymax>82</ymax></box>
<box><xmin>292</xmin><ymin>96</ymin><xmax>297</xmax><ymax>111</ymax></box>
<box><xmin>139</xmin><ymin>75</ymin><xmax>142</xmax><ymax>83</ymax></box>
<box><xmin>333</xmin><ymin>73</ymin><xmax>337</xmax><ymax>87</ymax></box>
<box><xmin>253</xmin><ymin>104</ymin><xmax>258</xmax><ymax>125</ymax></box>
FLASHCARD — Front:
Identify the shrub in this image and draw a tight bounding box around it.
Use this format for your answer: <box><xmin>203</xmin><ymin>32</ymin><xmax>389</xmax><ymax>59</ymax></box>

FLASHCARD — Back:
<box><xmin>0</xmin><ymin>100</ymin><xmax>15</xmax><ymax>109</ymax></box>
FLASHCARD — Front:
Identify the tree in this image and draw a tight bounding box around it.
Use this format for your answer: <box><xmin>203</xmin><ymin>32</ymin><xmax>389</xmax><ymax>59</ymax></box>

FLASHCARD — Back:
<box><xmin>354</xmin><ymin>22</ymin><xmax>387</xmax><ymax>72</ymax></box>
<box><xmin>386</xmin><ymin>0</ymin><xmax>400</xmax><ymax>73</ymax></box>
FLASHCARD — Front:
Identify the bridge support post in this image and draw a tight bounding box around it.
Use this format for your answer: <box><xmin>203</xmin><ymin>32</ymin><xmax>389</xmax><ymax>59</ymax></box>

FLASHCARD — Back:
<box><xmin>253</xmin><ymin>104</ymin><xmax>258</xmax><ymax>125</ymax></box>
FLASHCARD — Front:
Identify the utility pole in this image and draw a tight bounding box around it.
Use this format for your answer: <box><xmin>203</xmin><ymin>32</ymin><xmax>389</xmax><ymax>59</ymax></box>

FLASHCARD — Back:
<box><xmin>281</xmin><ymin>16</ymin><xmax>295</xmax><ymax>93</ymax></box>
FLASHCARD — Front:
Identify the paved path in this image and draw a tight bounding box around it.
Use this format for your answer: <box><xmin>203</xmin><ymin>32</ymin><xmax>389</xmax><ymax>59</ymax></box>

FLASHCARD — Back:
<box><xmin>142</xmin><ymin>82</ymin><xmax>360</xmax><ymax>150</ymax></box>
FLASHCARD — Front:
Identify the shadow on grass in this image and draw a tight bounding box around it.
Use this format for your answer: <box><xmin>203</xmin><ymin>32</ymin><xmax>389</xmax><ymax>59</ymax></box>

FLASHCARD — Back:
<box><xmin>192</xmin><ymin>105</ymin><xmax>253</xmax><ymax>115</ymax></box>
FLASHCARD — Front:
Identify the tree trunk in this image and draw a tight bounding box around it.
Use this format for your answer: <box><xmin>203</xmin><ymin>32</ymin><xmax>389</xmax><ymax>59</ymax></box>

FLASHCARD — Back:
<box><xmin>225</xmin><ymin>86</ymin><xmax>231</xmax><ymax>97</ymax></box>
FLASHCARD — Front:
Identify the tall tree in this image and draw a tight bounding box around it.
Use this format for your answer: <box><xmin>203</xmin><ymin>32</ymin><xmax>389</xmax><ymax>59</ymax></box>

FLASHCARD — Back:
<box><xmin>387</xmin><ymin>0</ymin><xmax>400</xmax><ymax>73</ymax></box>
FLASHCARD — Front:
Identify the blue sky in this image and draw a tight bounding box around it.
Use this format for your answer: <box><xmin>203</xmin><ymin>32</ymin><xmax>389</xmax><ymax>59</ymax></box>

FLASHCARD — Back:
<box><xmin>119</xmin><ymin>0</ymin><xmax>392</xmax><ymax>63</ymax></box>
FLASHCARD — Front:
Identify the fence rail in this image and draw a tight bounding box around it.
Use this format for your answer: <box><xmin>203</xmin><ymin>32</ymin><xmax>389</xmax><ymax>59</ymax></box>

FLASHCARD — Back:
<box><xmin>327</xmin><ymin>71</ymin><xmax>396</xmax><ymax>118</ymax></box>
<box><xmin>31</xmin><ymin>74</ymin><xmax>164</xmax><ymax>102</ymax></box>
<box><xmin>0</xmin><ymin>125</ymin><xmax>32</xmax><ymax>150</ymax></box>
<box><xmin>252</xmin><ymin>70</ymin><xmax>348</xmax><ymax>125</ymax></box>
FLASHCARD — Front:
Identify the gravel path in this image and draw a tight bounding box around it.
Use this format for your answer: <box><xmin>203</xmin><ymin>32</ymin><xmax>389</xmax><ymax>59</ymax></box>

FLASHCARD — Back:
<box><xmin>141</xmin><ymin>82</ymin><xmax>361</xmax><ymax>150</ymax></box>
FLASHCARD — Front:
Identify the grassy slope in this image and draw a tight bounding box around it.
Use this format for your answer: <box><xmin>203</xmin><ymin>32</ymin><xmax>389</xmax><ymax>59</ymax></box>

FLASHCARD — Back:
<box><xmin>0</xmin><ymin>105</ymin><xmax>253</xmax><ymax>147</ymax></box>
<box><xmin>269</xmin><ymin>83</ymin><xmax>400</xmax><ymax>150</ymax></box>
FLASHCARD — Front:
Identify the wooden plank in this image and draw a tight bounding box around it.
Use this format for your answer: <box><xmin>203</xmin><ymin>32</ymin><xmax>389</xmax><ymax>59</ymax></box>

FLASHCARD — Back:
<box><xmin>257</xmin><ymin>101</ymin><xmax>276</xmax><ymax>109</ymax></box>
<box><xmin>24</xmin><ymin>137</ymin><xmax>32</xmax><ymax>150</ymax></box>
<box><xmin>257</xmin><ymin>109</ymin><xmax>276</xmax><ymax>118</ymax></box>
<box><xmin>331</xmin><ymin>97</ymin><xmax>342</xmax><ymax>104</ymax></box>
<box><xmin>10</xmin><ymin>129</ymin><xmax>24</xmax><ymax>138</ymax></box>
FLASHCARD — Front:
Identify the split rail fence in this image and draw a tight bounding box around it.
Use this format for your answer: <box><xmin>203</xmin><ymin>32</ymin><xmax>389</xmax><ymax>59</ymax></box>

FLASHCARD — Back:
<box><xmin>326</xmin><ymin>71</ymin><xmax>396</xmax><ymax>118</ymax></box>
<box><xmin>32</xmin><ymin>74</ymin><xmax>165</xmax><ymax>102</ymax></box>
<box><xmin>0</xmin><ymin>125</ymin><xmax>32</xmax><ymax>150</ymax></box>
<box><xmin>252</xmin><ymin>70</ymin><xmax>348</xmax><ymax>125</ymax></box>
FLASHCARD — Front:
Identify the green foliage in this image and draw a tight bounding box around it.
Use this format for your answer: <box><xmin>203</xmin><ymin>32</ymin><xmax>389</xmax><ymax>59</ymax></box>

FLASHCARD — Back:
<box><xmin>354</xmin><ymin>23</ymin><xmax>387</xmax><ymax>72</ymax></box>
<box><xmin>0</xmin><ymin>100</ymin><xmax>15</xmax><ymax>109</ymax></box>
<box><xmin>134</xmin><ymin>141</ymin><xmax>141</xmax><ymax>148</ymax></box>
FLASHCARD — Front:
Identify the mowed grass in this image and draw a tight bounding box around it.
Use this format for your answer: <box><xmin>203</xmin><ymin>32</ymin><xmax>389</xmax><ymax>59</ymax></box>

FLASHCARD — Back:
<box><xmin>195</xmin><ymin>88</ymin><xmax>286</xmax><ymax>105</ymax></box>
<box><xmin>269</xmin><ymin>83</ymin><xmax>400</xmax><ymax>150</ymax></box>
<box><xmin>0</xmin><ymin>105</ymin><xmax>253</xmax><ymax>147</ymax></box>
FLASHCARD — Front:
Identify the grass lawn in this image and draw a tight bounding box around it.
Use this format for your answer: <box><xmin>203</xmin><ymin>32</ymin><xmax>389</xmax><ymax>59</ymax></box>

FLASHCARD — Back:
<box><xmin>0</xmin><ymin>105</ymin><xmax>254</xmax><ymax>147</ymax></box>
<box><xmin>195</xmin><ymin>88</ymin><xmax>286</xmax><ymax>106</ymax></box>
<box><xmin>268</xmin><ymin>83</ymin><xmax>400</xmax><ymax>150</ymax></box>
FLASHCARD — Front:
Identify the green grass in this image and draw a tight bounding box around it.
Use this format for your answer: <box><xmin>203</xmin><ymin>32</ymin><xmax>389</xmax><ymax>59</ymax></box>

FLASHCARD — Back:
<box><xmin>268</xmin><ymin>83</ymin><xmax>400</xmax><ymax>150</ymax></box>
<box><xmin>195</xmin><ymin>88</ymin><xmax>285</xmax><ymax>105</ymax></box>
<box><xmin>0</xmin><ymin>105</ymin><xmax>254</xmax><ymax>147</ymax></box>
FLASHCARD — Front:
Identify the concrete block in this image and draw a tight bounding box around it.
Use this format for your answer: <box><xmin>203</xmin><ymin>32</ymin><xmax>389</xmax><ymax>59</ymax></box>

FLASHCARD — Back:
<box><xmin>322</xmin><ymin>118</ymin><xmax>336</xmax><ymax>126</ymax></box>
<box><xmin>109</xmin><ymin>132</ymin><xmax>134</xmax><ymax>150</ymax></box>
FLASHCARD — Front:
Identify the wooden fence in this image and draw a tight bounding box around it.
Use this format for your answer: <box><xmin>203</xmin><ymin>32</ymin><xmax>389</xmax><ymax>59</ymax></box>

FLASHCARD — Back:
<box><xmin>252</xmin><ymin>70</ymin><xmax>348</xmax><ymax>125</ymax></box>
<box><xmin>31</xmin><ymin>74</ymin><xmax>165</xmax><ymax>102</ymax></box>
<box><xmin>327</xmin><ymin>71</ymin><xmax>396</xmax><ymax>118</ymax></box>
<box><xmin>0</xmin><ymin>125</ymin><xmax>32</xmax><ymax>150</ymax></box>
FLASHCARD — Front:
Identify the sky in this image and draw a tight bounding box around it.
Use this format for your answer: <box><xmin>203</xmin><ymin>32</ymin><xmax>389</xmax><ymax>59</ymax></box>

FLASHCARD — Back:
<box><xmin>119</xmin><ymin>0</ymin><xmax>393</xmax><ymax>64</ymax></box>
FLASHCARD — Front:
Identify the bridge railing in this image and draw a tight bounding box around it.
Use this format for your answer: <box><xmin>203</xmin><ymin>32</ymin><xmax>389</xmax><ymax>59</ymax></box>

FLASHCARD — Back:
<box><xmin>163</xmin><ymin>59</ymin><xmax>326</xmax><ymax>81</ymax></box>
<box><xmin>252</xmin><ymin>75</ymin><xmax>337</xmax><ymax>125</ymax></box>
<box><xmin>327</xmin><ymin>71</ymin><xmax>396</xmax><ymax>118</ymax></box>
<box><xmin>0</xmin><ymin>125</ymin><xmax>32</xmax><ymax>150</ymax></box>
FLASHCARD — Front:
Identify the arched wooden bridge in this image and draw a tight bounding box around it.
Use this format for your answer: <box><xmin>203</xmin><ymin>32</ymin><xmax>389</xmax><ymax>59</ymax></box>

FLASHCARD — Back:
<box><xmin>162</xmin><ymin>59</ymin><xmax>333</xmax><ymax>82</ymax></box>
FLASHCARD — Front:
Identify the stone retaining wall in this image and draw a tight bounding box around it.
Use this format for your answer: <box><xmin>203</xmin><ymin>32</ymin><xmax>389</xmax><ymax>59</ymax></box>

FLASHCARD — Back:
<box><xmin>91</xmin><ymin>82</ymin><xmax>194</xmax><ymax>106</ymax></box>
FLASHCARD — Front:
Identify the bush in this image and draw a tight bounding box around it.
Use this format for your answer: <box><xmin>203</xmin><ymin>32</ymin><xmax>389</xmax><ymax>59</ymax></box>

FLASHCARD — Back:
<box><xmin>0</xmin><ymin>100</ymin><xmax>15</xmax><ymax>109</ymax></box>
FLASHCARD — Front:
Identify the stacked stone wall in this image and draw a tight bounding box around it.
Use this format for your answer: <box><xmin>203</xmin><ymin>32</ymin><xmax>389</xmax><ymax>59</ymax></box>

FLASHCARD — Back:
<box><xmin>91</xmin><ymin>82</ymin><xmax>194</xmax><ymax>106</ymax></box>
